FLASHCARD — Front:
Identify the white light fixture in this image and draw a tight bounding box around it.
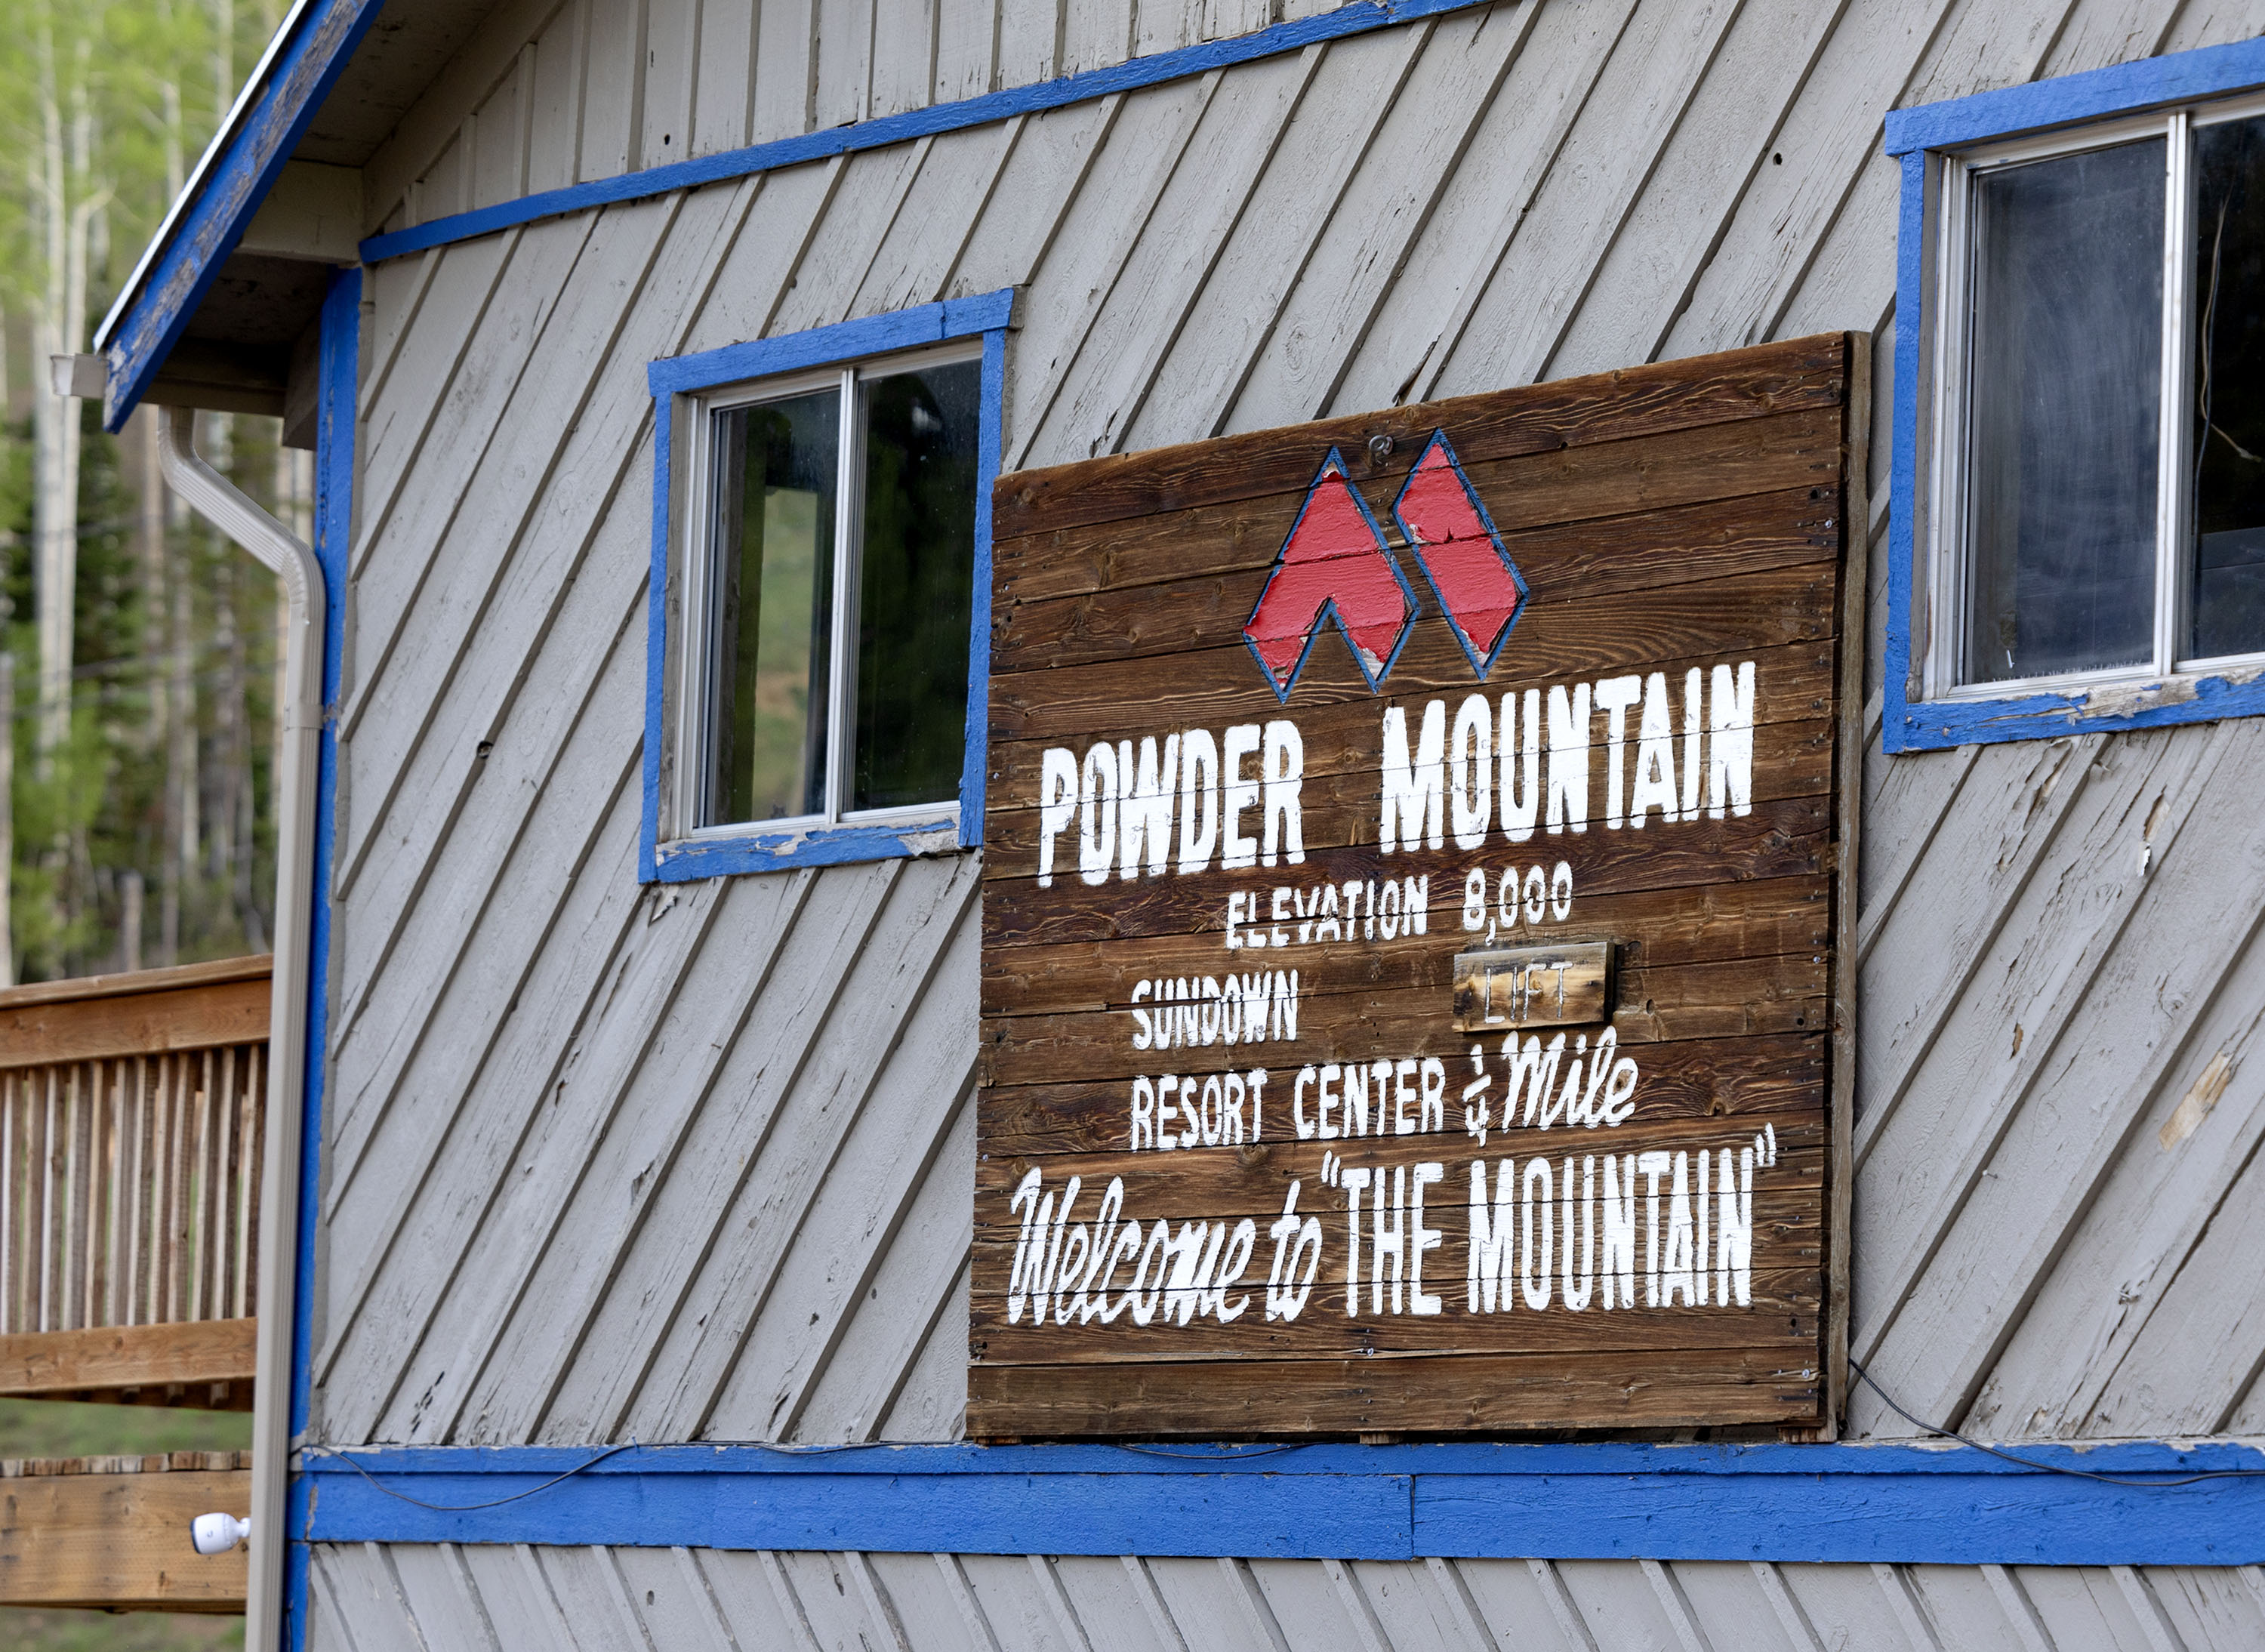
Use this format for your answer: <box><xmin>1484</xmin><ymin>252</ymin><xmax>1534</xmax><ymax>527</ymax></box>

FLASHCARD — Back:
<box><xmin>192</xmin><ymin>1512</ymin><xmax>251</xmax><ymax>1555</ymax></box>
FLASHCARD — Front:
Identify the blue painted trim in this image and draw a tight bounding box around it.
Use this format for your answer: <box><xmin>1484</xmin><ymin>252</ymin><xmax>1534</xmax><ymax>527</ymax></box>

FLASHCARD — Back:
<box><xmin>285</xmin><ymin>264</ymin><xmax>359</xmax><ymax>1652</ymax></box>
<box><xmin>651</xmin><ymin>816</ymin><xmax>966</xmax><ymax>880</ymax></box>
<box><xmin>99</xmin><ymin>0</ymin><xmax>386</xmax><ymax>432</ymax></box>
<box><xmin>1888</xmin><ymin>669</ymin><xmax>2265</xmax><ymax>753</ymax></box>
<box><xmin>639</xmin><ymin>292</ymin><xmax>1015</xmax><ymax>881</ymax></box>
<box><xmin>646</xmin><ymin>292</ymin><xmax>1015</xmax><ymax>396</ymax></box>
<box><xmin>962</xmin><ymin>325</ymin><xmax>1007</xmax><ymax>848</ymax></box>
<box><xmin>293</xmin><ymin>1440</ymin><xmax>2265</xmax><ymax>1564</ymax></box>
<box><xmin>637</xmin><ymin>389</ymin><xmax>673</xmax><ymax>883</ymax></box>
<box><xmin>360</xmin><ymin>0</ymin><xmax>1485</xmax><ymax>267</ymax></box>
<box><xmin>1883</xmin><ymin>149</ymin><xmax>1926</xmax><ymax>755</ymax></box>
<box><xmin>1885</xmin><ymin>32</ymin><xmax>2265</xmax><ymax>155</ymax></box>
<box><xmin>1882</xmin><ymin>35</ymin><xmax>2265</xmax><ymax>754</ymax></box>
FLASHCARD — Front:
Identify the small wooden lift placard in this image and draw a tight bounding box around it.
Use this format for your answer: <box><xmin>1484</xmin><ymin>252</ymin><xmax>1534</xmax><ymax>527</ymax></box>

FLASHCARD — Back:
<box><xmin>974</xmin><ymin>336</ymin><xmax>1861</xmax><ymax>1438</ymax></box>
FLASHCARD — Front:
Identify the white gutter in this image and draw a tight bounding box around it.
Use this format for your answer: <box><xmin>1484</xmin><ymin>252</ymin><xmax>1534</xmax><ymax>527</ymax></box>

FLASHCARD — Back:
<box><xmin>159</xmin><ymin>405</ymin><xmax>322</xmax><ymax>1652</ymax></box>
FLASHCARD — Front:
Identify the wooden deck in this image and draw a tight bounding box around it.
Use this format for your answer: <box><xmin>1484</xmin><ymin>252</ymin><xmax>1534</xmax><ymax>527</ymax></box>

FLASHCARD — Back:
<box><xmin>0</xmin><ymin>1452</ymin><xmax>249</xmax><ymax>1613</ymax></box>
<box><xmin>0</xmin><ymin>959</ymin><xmax>270</xmax><ymax>1408</ymax></box>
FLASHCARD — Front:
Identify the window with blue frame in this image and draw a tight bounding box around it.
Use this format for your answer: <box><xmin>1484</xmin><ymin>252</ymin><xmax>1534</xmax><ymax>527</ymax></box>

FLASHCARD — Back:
<box><xmin>641</xmin><ymin>294</ymin><xmax>1012</xmax><ymax>879</ymax></box>
<box><xmin>1887</xmin><ymin>42</ymin><xmax>2265</xmax><ymax>750</ymax></box>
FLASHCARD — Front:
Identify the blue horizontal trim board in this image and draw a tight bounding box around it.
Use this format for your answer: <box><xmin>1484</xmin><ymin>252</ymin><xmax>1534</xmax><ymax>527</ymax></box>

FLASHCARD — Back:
<box><xmin>1885</xmin><ymin>32</ymin><xmax>2265</xmax><ymax>154</ymax></box>
<box><xmin>359</xmin><ymin>0</ymin><xmax>1484</xmax><ymax>264</ymax></box>
<box><xmin>100</xmin><ymin>0</ymin><xmax>386</xmax><ymax>430</ymax></box>
<box><xmin>294</xmin><ymin>1441</ymin><xmax>2265</xmax><ymax>1565</ymax></box>
<box><xmin>1883</xmin><ymin>35</ymin><xmax>2265</xmax><ymax>754</ymax></box>
<box><xmin>639</xmin><ymin>293</ymin><xmax>1014</xmax><ymax>881</ymax></box>
<box><xmin>1888</xmin><ymin>672</ymin><xmax>2265</xmax><ymax>754</ymax></box>
<box><xmin>650</xmin><ymin>816</ymin><xmax>963</xmax><ymax>880</ymax></box>
<box><xmin>647</xmin><ymin>291</ymin><xmax>1015</xmax><ymax>396</ymax></box>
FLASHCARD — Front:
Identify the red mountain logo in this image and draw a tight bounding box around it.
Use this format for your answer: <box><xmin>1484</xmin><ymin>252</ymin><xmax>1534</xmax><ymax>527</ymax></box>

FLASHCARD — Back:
<box><xmin>1242</xmin><ymin>432</ymin><xmax>1527</xmax><ymax>700</ymax></box>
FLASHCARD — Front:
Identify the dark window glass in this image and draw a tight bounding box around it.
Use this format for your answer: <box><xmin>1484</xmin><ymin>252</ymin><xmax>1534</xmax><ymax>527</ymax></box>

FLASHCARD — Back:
<box><xmin>1965</xmin><ymin>137</ymin><xmax>2164</xmax><ymax>684</ymax></box>
<box><xmin>2191</xmin><ymin>112</ymin><xmax>2265</xmax><ymax>661</ymax></box>
<box><xmin>852</xmin><ymin>360</ymin><xmax>980</xmax><ymax>812</ymax></box>
<box><xmin>707</xmin><ymin>387</ymin><xmax>838</xmax><ymax>824</ymax></box>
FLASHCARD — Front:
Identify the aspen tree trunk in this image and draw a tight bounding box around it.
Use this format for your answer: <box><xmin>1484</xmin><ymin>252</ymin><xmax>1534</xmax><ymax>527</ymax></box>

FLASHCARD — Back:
<box><xmin>29</xmin><ymin>14</ymin><xmax>108</xmax><ymax>969</ymax></box>
<box><xmin>119</xmin><ymin>870</ymin><xmax>142</xmax><ymax>971</ymax></box>
<box><xmin>29</xmin><ymin>17</ymin><xmax>86</xmax><ymax>770</ymax></box>
<box><xmin>140</xmin><ymin>51</ymin><xmax>182</xmax><ymax>767</ymax></box>
<box><xmin>162</xmin><ymin>529</ymin><xmax>196</xmax><ymax>966</ymax></box>
<box><xmin>204</xmin><ymin>413</ymin><xmax>269</xmax><ymax>953</ymax></box>
<box><xmin>137</xmin><ymin>411</ymin><xmax>171</xmax><ymax>963</ymax></box>
<box><xmin>212</xmin><ymin>0</ymin><xmax>234</xmax><ymax>116</ymax></box>
<box><xmin>155</xmin><ymin>35</ymin><xmax>188</xmax><ymax>966</ymax></box>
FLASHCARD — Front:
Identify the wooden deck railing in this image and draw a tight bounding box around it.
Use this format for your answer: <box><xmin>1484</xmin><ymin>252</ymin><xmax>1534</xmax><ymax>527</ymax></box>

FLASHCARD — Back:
<box><xmin>0</xmin><ymin>958</ymin><xmax>271</xmax><ymax>1407</ymax></box>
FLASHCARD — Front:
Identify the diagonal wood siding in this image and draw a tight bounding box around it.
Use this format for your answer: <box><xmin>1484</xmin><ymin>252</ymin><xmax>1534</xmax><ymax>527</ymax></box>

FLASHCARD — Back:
<box><xmin>318</xmin><ymin>0</ymin><xmax>2265</xmax><ymax>1461</ymax></box>
<box><xmin>307</xmin><ymin>1543</ymin><xmax>2265</xmax><ymax>1650</ymax></box>
<box><xmin>357</xmin><ymin>0</ymin><xmax>1339</xmax><ymax>236</ymax></box>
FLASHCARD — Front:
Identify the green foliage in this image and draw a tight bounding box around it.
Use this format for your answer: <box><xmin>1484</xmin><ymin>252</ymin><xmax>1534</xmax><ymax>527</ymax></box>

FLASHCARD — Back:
<box><xmin>0</xmin><ymin>1397</ymin><xmax>250</xmax><ymax>1459</ymax></box>
<box><xmin>0</xmin><ymin>8</ymin><xmax>291</xmax><ymax>1641</ymax></box>
<box><xmin>0</xmin><ymin>0</ymin><xmax>276</xmax><ymax>297</ymax></box>
<box><xmin>0</xmin><ymin>0</ymin><xmax>299</xmax><ymax>982</ymax></box>
<box><xmin>0</xmin><ymin>1608</ymin><xmax>241</xmax><ymax>1651</ymax></box>
<box><xmin>0</xmin><ymin>402</ymin><xmax>284</xmax><ymax>983</ymax></box>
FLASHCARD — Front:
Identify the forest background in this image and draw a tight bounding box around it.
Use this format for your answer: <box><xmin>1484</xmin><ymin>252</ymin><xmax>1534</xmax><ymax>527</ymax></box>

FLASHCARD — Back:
<box><xmin>5</xmin><ymin>0</ymin><xmax>300</xmax><ymax>993</ymax></box>
<box><xmin>0</xmin><ymin>0</ymin><xmax>294</xmax><ymax>1645</ymax></box>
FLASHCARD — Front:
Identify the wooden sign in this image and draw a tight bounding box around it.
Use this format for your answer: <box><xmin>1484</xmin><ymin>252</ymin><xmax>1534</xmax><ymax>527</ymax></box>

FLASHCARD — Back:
<box><xmin>975</xmin><ymin>335</ymin><xmax>1863</xmax><ymax>1439</ymax></box>
<box><xmin>1450</xmin><ymin>940</ymin><xmax>1614</xmax><ymax>1033</ymax></box>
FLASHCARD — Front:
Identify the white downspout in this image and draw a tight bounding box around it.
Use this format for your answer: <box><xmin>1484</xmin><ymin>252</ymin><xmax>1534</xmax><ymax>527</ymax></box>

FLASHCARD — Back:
<box><xmin>159</xmin><ymin>403</ymin><xmax>322</xmax><ymax>1652</ymax></box>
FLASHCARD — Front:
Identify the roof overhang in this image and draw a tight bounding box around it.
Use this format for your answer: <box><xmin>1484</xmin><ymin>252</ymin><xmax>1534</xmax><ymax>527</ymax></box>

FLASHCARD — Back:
<box><xmin>91</xmin><ymin>0</ymin><xmax>388</xmax><ymax>435</ymax></box>
<box><xmin>92</xmin><ymin>0</ymin><xmax>507</xmax><ymax>439</ymax></box>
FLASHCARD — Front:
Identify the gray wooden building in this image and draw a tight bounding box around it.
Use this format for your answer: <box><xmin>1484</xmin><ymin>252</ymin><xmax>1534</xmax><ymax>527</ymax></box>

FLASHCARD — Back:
<box><xmin>79</xmin><ymin>0</ymin><xmax>2265</xmax><ymax>1645</ymax></box>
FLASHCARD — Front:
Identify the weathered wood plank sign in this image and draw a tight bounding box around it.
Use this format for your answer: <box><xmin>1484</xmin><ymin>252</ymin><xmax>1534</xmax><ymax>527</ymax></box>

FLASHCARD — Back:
<box><xmin>975</xmin><ymin>336</ymin><xmax>1863</xmax><ymax>1438</ymax></box>
<box><xmin>1450</xmin><ymin>940</ymin><xmax>1615</xmax><ymax>1033</ymax></box>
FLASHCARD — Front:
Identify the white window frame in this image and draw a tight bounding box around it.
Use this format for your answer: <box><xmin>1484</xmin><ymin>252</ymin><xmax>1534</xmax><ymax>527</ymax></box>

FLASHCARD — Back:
<box><xmin>666</xmin><ymin>338</ymin><xmax>984</xmax><ymax>848</ymax></box>
<box><xmin>1922</xmin><ymin>88</ymin><xmax>2265</xmax><ymax>703</ymax></box>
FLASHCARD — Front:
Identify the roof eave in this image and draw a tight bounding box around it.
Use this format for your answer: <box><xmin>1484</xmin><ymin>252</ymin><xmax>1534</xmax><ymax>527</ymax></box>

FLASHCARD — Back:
<box><xmin>94</xmin><ymin>0</ymin><xmax>386</xmax><ymax>433</ymax></box>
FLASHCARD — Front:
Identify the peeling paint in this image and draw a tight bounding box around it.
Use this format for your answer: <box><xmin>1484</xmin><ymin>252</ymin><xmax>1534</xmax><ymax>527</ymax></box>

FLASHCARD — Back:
<box><xmin>2072</xmin><ymin>676</ymin><xmax>2200</xmax><ymax>722</ymax></box>
<box><xmin>2159</xmin><ymin>1050</ymin><xmax>2235</xmax><ymax>1150</ymax></box>
<box><xmin>895</xmin><ymin>826</ymin><xmax>960</xmax><ymax>855</ymax></box>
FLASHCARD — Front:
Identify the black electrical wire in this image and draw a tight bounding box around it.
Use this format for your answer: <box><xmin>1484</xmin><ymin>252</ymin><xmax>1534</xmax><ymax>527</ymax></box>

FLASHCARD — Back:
<box><xmin>304</xmin><ymin>1434</ymin><xmax>1308</xmax><ymax>1511</ymax></box>
<box><xmin>1109</xmin><ymin>1444</ymin><xmax>1301</xmax><ymax>1460</ymax></box>
<box><xmin>307</xmin><ymin>1367</ymin><xmax>2265</xmax><ymax>1511</ymax></box>
<box><xmin>304</xmin><ymin>1441</ymin><xmax>642</xmax><ymax>1513</ymax></box>
<box><xmin>1845</xmin><ymin>1357</ymin><xmax>2265</xmax><ymax>1488</ymax></box>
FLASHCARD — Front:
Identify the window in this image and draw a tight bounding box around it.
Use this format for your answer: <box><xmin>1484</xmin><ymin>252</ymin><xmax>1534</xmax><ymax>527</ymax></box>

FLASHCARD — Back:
<box><xmin>641</xmin><ymin>294</ymin><xmax>1012</xmax><ymax>878</ymax></box>
<box><xmin>1931</xmin><ymin>96</ymin><xmax>2265</xmax><ymax>693</ymax></box>
<box><xmin>1886</xmin><ymin>39</ymin><xmax>2265</xmax><ymax>751</ymax></box>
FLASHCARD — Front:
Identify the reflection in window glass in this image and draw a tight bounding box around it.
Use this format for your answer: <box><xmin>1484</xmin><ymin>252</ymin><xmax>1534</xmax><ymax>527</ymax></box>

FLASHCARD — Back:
<box><xmin>1965</xmin><ymin>137</ymin><xmax>2164</xmax><ymax>684</ymax></box>
<box><xmin>708</xmin><ymin>388</ymin><xmax>838</xmax><ymax>824</ymax></box>
<box><xmin>2192</xmin><ymin>113</ymin><xmax>2265</xmax><ymax>661</ymax></box>
<box><xmin>853</xmin><ymin>360</ymin><xmax>980</xmax><ymax>812</ymax></box>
